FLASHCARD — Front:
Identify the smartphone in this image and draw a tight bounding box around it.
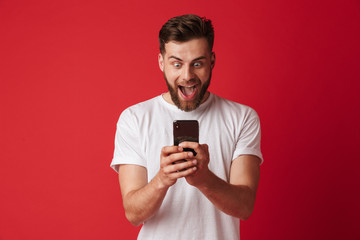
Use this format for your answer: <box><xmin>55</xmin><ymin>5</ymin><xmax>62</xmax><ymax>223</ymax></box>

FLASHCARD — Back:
<box><xmin>173</xmin><ymin>120</ymin><xmax>199</xmax><ymax>158</ymax></box>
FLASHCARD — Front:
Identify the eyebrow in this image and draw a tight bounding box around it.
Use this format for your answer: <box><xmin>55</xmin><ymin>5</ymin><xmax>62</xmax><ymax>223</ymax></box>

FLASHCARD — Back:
<box><xmin>168</xmin><ymin>56</ymin><xmax>207</xmax><ymax>62</ymax></box>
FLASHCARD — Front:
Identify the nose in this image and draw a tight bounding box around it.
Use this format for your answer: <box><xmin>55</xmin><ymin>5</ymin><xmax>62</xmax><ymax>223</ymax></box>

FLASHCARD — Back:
<box><xmin>181</xmin><ymin>64</ymin><xmax>194</xmax><ymax>81</ymax></box>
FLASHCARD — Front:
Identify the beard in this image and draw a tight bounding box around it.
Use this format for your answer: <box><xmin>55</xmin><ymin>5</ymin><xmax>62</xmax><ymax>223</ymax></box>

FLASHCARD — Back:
<box><xmin>164</xmin><ymin>71</ymin><xmax>211</xmax><ymax>112</ymax></box>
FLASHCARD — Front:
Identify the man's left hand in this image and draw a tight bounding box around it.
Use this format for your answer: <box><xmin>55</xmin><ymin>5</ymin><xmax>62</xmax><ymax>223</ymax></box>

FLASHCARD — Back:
<box><xmin>178</xmin><ymin>141</ymin><xmax>210</xmax><ymax>187</ymax></box>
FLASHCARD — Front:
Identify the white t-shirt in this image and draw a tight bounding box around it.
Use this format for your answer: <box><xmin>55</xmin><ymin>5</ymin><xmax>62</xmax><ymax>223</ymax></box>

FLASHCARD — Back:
<box><xmin>111</xmin><ymin>93</ymin><xmax>263</xmax><ymax>240</ymax></box>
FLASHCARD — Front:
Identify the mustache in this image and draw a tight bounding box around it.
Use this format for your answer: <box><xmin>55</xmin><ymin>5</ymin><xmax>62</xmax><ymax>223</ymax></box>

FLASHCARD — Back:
<box><xmin>176</xmin><ymin>79</ymin><xmax>200</xmax><ymax>86</ymax></box>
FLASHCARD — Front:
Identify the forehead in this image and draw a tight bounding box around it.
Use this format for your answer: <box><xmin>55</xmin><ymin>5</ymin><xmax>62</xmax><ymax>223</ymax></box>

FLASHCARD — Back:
<box><xmin>164</xmin><ymin>38</ymin><xmax>210</xmax><ymax>60</ymax></box>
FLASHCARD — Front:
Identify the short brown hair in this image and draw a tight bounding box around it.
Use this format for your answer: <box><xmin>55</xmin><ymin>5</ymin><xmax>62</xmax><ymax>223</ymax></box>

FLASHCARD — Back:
<box><xmin>159</xmin><ymin>14</ymin><xmax>214</xmax><ymax>54</ymax></box>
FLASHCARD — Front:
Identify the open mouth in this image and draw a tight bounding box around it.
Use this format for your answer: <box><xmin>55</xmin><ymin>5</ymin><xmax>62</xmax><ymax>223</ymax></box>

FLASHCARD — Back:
<box><xmin>178</xmin><ymin>84</ymin><xmax>197</xmax><ymax>100</ymax></box>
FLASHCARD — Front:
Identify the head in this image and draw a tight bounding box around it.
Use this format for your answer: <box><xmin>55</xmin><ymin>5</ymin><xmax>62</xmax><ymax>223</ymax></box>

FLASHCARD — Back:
<box><xmin>158</xmin><ymin>14</ymin><xmax>215</xmax><ymax>112</ymax></box>
<box><xmin>159</xmin><ymin>14</ymin><xmax>214</xmax><ymax>55</ymax></box>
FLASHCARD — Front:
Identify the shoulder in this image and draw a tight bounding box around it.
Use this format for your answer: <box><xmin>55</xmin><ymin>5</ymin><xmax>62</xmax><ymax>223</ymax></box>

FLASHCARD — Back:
<box><xmin>120</xmin><ymin>95</ymin><xmax>162</xmax><ymax>117</ymax></box>
<box><xmin>116</xmin><ymin>95</ymin><xmax>163</xmax><ymax>127</ymax></box>
<box><xmin>211</xmin><ymin>94</ymin><xmax>259</xmax><ymax>120</ymax></box>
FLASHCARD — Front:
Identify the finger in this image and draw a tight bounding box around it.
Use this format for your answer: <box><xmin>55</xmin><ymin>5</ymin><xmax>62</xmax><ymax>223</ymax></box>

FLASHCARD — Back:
<box><xmin>172</xmin><ymin>164</ymin><xmax>198</xmax><ymax>177</ymax></box>
<box><xmin>165</xmin><ymin>159</ymin><xmax>197</xmax><ymax>174</ymax></box>
<box><xmin>178</xmin><ymin>142</ymin><xmax>204</xmax><ymax>154</ymax></box>
<box><xmin>161</xmin><ymin>145</ymin><xmax>183</xmax><ymax>157</ymax></box>
<box><xmin>202</xmin><ymin>144</ymin><xmax>209</xmax><ymax>152</ymax></box>
<box><xmin>178</xmin><ymin>141</ymin><xmax>198</xmax><ymax>149</ymax></box>
<box><xmin>169</xmin><ymin>151</ymin><xmax>193</xmax><ymax>163</ymax></box>
<box><xmin>163</xmin><ymin>159</ymin><xmax>196</xmax><ymax>174</ymax></box>
<box><xmin>163</xmin><ymin>151</ymin><xmax>193</xmax><ymax>166</ymax></box>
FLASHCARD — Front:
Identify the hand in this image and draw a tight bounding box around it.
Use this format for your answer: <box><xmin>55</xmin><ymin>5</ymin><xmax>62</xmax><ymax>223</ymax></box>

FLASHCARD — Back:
<box><xmin>154</xmin><ymin>146</ymin><xmax>198</xmax><ymax>189</ymax></box>
<box><xmin>178</xmin><ymin>142</ymin><xmax>211</xmax><ymax>187</ymax></box>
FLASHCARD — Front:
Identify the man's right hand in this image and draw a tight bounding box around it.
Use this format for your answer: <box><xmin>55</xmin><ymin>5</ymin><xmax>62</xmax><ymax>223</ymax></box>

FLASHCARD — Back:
<box><xmin>155</xmin><ymin>146</ymin><xmax>198</xmax><ymax>189</ymax></box>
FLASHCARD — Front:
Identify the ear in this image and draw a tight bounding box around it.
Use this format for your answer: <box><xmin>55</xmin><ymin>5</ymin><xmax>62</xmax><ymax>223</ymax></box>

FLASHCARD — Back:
<box><xmin>210</xmin><ymin>52</ymin><xmax>216</xmax><ymax>69</ymax></box>
<box><xmin>158</xmin><ymin>53</ymin><xmax>164</xmax><ymax>72</ymax></box>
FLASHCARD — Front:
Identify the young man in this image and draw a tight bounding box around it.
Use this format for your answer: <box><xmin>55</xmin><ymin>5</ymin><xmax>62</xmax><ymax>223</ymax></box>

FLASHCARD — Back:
<box><xmin>111</xmin><ymin>14</ymin><xmax>263</xmax><ymax>240</ymax></box>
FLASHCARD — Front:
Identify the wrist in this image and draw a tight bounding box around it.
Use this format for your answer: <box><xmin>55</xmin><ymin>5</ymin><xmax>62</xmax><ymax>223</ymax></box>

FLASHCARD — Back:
<box><xmin>192</xmin><ymin>168</ymin><xmax>214</xmax><ymax>190</ymax></box>
<box><xmin>152</xmin><ymin>174</ymin><xmax>170</xmax><ymax>191</ymax></box>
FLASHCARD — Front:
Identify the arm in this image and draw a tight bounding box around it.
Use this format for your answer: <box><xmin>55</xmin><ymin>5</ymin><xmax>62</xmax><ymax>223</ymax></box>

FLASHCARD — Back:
<box><xmin>118</xmin><ymin>146</ymin><xmax>198</xmax><ymax>226</ymax></box>
<box><xmin>181</xmin><ymin>142</ymin><xmax>260</xmax><ymax>220</ymax></box>
<box><xmin>198</xmin><ymin>155</ymin><xmax>260</xmax><ymax>220</ymax></box>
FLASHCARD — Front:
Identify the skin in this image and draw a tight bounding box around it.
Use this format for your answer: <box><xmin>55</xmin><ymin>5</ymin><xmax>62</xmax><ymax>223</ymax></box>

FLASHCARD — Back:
<box><xmin>159</xmin><ymin>38</ymin><xmax>215</xmax><ymax>111</ymax></box>
<box><xmin>118</xmin><ymin>38</ymin><xmax>261</xmax><ymax>226</ymax></box>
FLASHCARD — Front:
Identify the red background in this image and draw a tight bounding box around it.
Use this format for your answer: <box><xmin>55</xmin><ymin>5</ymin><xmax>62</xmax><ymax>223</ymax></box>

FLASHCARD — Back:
<box><xmin>1</xmin><ymin>0</ymin><xmax>359</xmax><ymax>239</ymax></box>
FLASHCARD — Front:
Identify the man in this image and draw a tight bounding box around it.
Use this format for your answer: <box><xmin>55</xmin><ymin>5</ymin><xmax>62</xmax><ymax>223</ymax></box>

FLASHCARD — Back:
<box><xmin>111</xmin><ymin>14</ymin><xmax>263</xmax><ymax>240</ymax></box>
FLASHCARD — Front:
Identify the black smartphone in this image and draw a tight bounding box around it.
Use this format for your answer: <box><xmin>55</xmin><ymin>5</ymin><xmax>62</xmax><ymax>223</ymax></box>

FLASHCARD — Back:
<box><xmin>173</xmin><ymin>120</ymin><xmax>199</xmax><ymax>158</ymax></box>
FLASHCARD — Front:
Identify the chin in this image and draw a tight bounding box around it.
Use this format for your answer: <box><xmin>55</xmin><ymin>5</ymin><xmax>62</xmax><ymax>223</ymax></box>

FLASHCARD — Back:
<box><xmin>178</xmin><ymin>101</ymin><xmax>199</xmax><ymax>112</ymax></box>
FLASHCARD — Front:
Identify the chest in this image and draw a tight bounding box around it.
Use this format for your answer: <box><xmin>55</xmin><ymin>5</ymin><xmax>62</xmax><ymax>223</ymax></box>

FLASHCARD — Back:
<box><xmin>139</xmin><ymin>113</ymin><xmax>238</xmax><ymax>182</ymax></box>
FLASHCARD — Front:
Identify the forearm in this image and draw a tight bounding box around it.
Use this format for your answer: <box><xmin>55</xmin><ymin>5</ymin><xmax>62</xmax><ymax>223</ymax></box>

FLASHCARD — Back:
<box><xmin>197</xmin><ymin>171</ymin><xmax>257</xmax><ymax>220</ymax></box>
<box><xmin>123</xmin><ymin>175</ymin><xmax>169</xmax><ymax>226</ymax></box>
<box><xmin>119</xmin><ymin>147</ymin><xmax>199</xmax><ymax>226</ymax></box>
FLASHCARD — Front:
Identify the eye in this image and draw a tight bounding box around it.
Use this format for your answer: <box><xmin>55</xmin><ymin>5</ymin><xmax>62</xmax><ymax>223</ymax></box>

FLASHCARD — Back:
<box><xmin>193</xmin><ymin>62</ymin><xmax>202</xmax><ymax>67</ymax></box>
<box><xmin>173</xmin><ymin>62</ymin><xmax>181</xmax><ymax>68</ymax></box>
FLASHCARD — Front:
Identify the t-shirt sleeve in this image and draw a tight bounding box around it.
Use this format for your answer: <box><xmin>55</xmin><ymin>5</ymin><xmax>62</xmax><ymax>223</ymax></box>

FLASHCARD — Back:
<box><xmin>232</xmin><ymin>108</ymin><xmax>263</xmax><ymax>164</ymax></box>
<box><xmin>110</xmin><ymin>108</ymin><xmax>147</xmax><ymax>173</ymax></box>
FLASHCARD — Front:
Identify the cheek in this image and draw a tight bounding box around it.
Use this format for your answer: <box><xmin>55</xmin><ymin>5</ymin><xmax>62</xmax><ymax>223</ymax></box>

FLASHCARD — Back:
<box><xmin>197</xmin><ymin>69</ymin><xmax>210</xmax><ymax>81</ymax></box>
<box><xmin>165</xmin><ymin>69</ymin><xmax>179</xmax><ymax>81</ymax></box>
<box><xmin>164</xmin><ymin>70</ymin><xmax>178</xmax><ymax>86</ymax></box>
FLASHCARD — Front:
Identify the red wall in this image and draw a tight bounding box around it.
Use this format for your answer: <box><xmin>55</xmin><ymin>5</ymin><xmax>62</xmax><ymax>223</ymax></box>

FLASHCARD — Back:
<box><xmin>1</xmin><ymin>0</ymin><xmax>359</xmax><ymax>239</ymax></box>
